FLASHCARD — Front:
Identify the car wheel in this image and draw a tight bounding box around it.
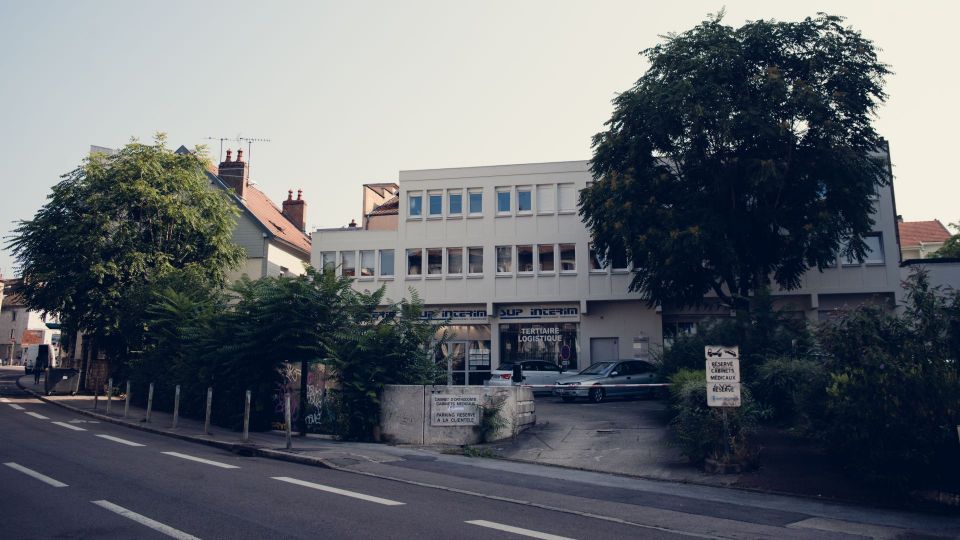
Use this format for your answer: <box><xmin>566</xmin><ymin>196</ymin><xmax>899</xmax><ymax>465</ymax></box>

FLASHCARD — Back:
<box><xmin>589</xmin><ymin>387</ymin><xmax>606</xmax><ymax>403</ymax></box>
<box><xmin>561</xmin><ymin>396</ymin><xmax>576</xmax><ymax>403</ymax></box>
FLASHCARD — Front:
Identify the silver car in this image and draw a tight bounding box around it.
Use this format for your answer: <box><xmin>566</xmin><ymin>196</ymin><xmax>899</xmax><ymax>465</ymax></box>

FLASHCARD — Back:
<box><xmin>486</xmin><ymin>360</ymin><xmax>566</xmax><ymax>394</ymax></box>
<box><xmin>553</xmin><ymin>360</ymin><xmax>661</xmax><ymax>403</ymax></box>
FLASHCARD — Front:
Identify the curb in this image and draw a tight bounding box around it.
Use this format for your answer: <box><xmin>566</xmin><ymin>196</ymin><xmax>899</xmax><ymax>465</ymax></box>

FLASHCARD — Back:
<box><xmin>16</xmin><ymin>377</ymin><xmax>333</xmax><ymax>470</ymax></box>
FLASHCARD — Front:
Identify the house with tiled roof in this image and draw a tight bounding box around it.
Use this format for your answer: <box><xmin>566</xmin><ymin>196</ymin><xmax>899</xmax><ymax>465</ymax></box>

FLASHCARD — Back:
<box><xmin>897</xmin><ymin>218</ymin><xmax>952</xmax><ymax>260</ymax></box>
<box><xmin>209</xmin><ymin>149</ymin><xmax>312</xmax><ymax>280</ymax></box>
<box><xmin>0</xmin><ymin>278</ymin><xmax>60</xmax><ymax>364</ymax></box>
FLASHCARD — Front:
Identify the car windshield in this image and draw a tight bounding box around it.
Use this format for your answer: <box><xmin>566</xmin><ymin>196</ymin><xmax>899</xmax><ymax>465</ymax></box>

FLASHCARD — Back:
<box><xmin>578</xmin><ymin>362</ymin><xmax>614</xmax><ymax>375</ymax></box>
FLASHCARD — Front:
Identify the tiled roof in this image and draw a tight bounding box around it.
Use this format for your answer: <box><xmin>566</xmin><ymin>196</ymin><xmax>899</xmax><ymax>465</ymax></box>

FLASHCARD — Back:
<box><xmin>898</xmin><ymin>220</ymin><xmax>951</xmax><ymax>247</ymax></box>
<box><xmin>367</xmin><ymin>194</ymin><xmax>399</xmax><ymax>217</ymax></box>
<box><xmin>242</xmin><ymin>184</ymin><xmax>312</xmax><ymax>255</ymax></box>
<box><xmin>1</xmin><ymin>279</ymin><xmax>25</xmax><ymax>307</ymax></box>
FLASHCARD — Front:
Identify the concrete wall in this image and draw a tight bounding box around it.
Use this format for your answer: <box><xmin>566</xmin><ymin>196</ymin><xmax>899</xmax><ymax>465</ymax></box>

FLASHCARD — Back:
<box><xmin>380</xmin><ymin>384</ymin><xmax>535</xmax><ymax>445</ymax></box>
<box><xmin>901</xmin><ymin>260</ymin><xmax>960</xmax><ymax>291</ymax></box>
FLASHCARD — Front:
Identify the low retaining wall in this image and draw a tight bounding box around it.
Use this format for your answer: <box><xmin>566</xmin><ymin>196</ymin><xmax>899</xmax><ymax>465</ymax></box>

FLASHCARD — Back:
<box><xmin>380</xmin><ymin>385</ymin><xmax>535</xmax><ymax>445</ymax></box>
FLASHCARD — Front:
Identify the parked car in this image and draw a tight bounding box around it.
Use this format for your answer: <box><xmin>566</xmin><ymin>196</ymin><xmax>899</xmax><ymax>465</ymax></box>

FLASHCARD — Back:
<box><xmin>486</xmin><ymin>360</ymin><xmax>565</xmax><ymax>394</ymax></box>
<box><xmin>553</xmin><ymin>359</ymin><xmax>662</xmax><ymax>403</ymax></box>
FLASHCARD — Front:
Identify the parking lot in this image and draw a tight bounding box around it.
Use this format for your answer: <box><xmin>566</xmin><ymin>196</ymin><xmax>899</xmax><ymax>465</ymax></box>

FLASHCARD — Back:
<box><xmin>493</xmin><ymin>394</ymin><xmax>714</xmax><ymax>482</ymax></box>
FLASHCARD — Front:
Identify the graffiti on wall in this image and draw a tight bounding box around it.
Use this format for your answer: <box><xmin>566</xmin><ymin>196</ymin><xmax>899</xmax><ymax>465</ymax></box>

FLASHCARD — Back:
<box><xmin>273</xmin><ymin>362</ymin><xmax>334</xmax><ymax>433</ymax></box>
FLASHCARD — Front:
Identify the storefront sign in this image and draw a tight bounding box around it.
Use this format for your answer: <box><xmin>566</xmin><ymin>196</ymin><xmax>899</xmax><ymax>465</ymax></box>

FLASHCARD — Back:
<box><xmin>497</xmin><ymin>304</ymin><xmax>580</xmax><ymax>321</ymax></box>
<box><xmin>705</xmin><ymin>344</ymin><xmax>741</xmax><ymax>407</ymax></box>
<box><xmin>371</xmin><ymin>306</ymin><xmax>487</xmax><ymax>324</ymax></box>
<box><xmin>518</xmin><ymin>326</ymin><xmax>563</xmax><ymax>342</ymax></box>
<box><xmin>431</xmin><ymin>394</ymin><xmax>480</xmax><ymax>426</ymax></box>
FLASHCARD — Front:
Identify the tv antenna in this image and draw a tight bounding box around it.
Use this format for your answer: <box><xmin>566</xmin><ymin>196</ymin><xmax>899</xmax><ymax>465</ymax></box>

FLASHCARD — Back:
<box><xmin>205</xmin><ymin>136</ymin><xmax>271</xmax><ymax>176</ymax></box>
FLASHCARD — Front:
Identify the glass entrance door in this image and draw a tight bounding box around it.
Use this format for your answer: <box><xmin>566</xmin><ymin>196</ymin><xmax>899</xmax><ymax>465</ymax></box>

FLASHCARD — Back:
<box><xmin>437</xmin><ymin>325</ymin><xmax>492</xmax><ymax>385</ymax></box>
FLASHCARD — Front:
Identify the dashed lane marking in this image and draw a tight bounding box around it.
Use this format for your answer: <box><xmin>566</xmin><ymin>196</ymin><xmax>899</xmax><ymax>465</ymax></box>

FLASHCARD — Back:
<box><xmin>91</xmin><ymin>500</ymin><xmax>201</xmax><ymax>540</ymax></box>
<box><xmin>3</xmin><ymin>462</ymin><xmax>69</xmax><ymax>488</ymax></box>
<box><xmin>272</xmin><ymin>476</ymin><xmax>405</xmax><ymax>506</ymax></box>
<box><xmin>96</xmin><ymin>434</ymin><xmax>145</xmax><ymax>447</ymax></box>
<box><xmin>7</xmin><ymin>403</ymin><xmax>25</xmax><ymax>410</ymax></box>
<box><xmin>51</xmin><ymin>421</ymin><xmax>86</xmax><ymax>431</ymax></box>
<box><xmin>466</xmin><ymin>520</ymin><xmax>577</xmax><ymax>540</ymax></box>
<box><xmin>25</xmin><ymin>412</ymin><xmax>49</xmax><ymax>419</ymax></box>
<box><xmin>161</xmin><ymin>452</ymin><xmax>239</xmax><ymax>469</ymax></box>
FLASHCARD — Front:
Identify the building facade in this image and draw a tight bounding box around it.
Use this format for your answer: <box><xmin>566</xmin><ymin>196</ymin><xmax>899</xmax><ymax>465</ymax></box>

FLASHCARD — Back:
<box><xmin>312</xmin><ymin>160</ymin><xmax>902</xmax><ymax>385</ymax></box>
<box><xmin>0</xmin><ymin>279</ymin><xmax>61</xmax><ymax>364</ymax></box>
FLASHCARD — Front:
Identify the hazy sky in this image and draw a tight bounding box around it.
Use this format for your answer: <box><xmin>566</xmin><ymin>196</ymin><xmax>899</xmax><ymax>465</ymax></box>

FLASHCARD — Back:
<box><xmin>1</xmin><ymin>1</ymin><xmax>956</xmax><ymax>275</ymax></box>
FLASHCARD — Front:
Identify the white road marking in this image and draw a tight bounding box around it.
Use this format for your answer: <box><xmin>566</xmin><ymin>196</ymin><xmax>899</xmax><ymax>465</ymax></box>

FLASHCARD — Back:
<box><xmin>272</xmin><ymin>476</ymin><xmax>405</xmax><ymax>506</ymax></box>
<box><xmin>91</xmin><ymin>500</ymin><xmax>200</xmax><ymax>540</ymax></box>
<box><xmin>52</xmin><ymin>421</ymin><xmax>86</xmax><ymax>431</ymax></box>
<box><xmin>466</xmin><ymin>520</ymin><xmax>577</xmax><ymax>540</ymax></box>
<box><xmin>162</xmin><ymin>451</ymin><xmax>239</xmax><ymax>469</ymax></box>
<box><xmin>25</xmin><ymin>412</ymin><xmax>49</xmax><ymax>419</ymax></box>
<box><xmin>3</xmin><ymin>462</ymin><xmax>69</xmax><ymax>488</ymax></box>
<box><xmin>7</xmin><ymin>403</ymin><xmax>25</xmax><ymax>410</ymax></box>
<box><xmin>788</xmin><ymin>517</ymin><xmax>906</xmax><ymax>540</ymax></box>
<box><xmin>96</xmin><ymin>434</ymin><xmax>145</xmax><ymax>447</ymax></box>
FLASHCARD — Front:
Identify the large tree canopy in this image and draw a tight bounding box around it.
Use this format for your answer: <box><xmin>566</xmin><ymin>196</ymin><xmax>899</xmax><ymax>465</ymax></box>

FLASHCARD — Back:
<box><xmin>581</xmin><ymin>13</ymin><xmax>891</xmax><ymax>310</ymax></box>
<box><xmin>8</xmin><ymin>135</ymin><xmax>244</xmax><ymax>367</ymax></box>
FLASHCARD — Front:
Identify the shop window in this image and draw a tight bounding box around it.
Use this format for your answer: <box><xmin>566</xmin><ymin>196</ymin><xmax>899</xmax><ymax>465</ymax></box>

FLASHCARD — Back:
<box><xmin>321</xmin><ymin>251</ymin><xmax>336</xmax><ymax>272</ymax></box>
<box><xmin>517</xmin><ymin>186</ymin><xmax>532</xmax><ymax>214</ymax></box>
<box><xmin>589</xmin><ymin>244</ymin><xmax>607</xmax><ymax>272</ymax></box>
<box><xmin>408</xmin><ymin>192</ymin><xmax>422</xmax><ymax>218</ymax></box>
<box><xmin>538</xmin><ymin>244</ymin><xmax>555</xmax><ymax>273</ymax></box>
<box><xmin>559</xmin><ymin>243</ymin><xmax>576</xmax><ymax>272</ymax></box>
<box><xmin>536</xmin><ymin>184</ymin><xmax>554</xmax><ymax>214</ymax></box>
<box><xmin>496</xmin><ymin>246</ymin><xmax>512</xmax><ymax>274</ymax></box>
<box><xmin>360</xmin><ymin>250</ymin><xmax>375</xmax><ymax>277</ymax></box>
<box><xmin>499</xmin><ymin>322</ymin><xmax>579</xmax><ymax>371</ymax></box>
<box><xmin>447</xmin><ymin>247</ymin><xmax>463</xmax><ymax>275</ymax></box>
<box><xmin>379</xmin><ymin>249</ymin><xmax>394</xmax><ymax>277</ymax></box>
<box><xmin>468</xmin><ymin>247</ymin><xmax>483</xmax><ymax>275</ymax></box>
<box><xmin>407</xmin><ymin>248</ymin><xmax>422</xmax><ymax>276</ymax></box>
<box><xmin>517</xmin><ymin>245</ymin><xmax>534</xmax><ymax>273</ymax></box>
<box><xmin>558</xmin><ymin>183</ymin><xmax>575</xmax><ymax>212</ymax></box>
<box><xmin>468</xmin><ymin>189</ymin><xmax>483</xmax><ymax>215</ymax></box>
<box><xmin>496</xmin><ymin>188</ymin><xmax>511</xmax><ymax>214</ymax></box>
<box><xmin>341</xmin><ymin>251</ymin><xmax>356</xmax><ymax>277</ymax></box>
<box><xmin>436</xmin><ymin>325</ymin><xmax>492</xmax><ymax>385</ymax></box>
<box><xmin>428</xmin><ymin>191</ymin><xmax>442</xmax><ymax>217</ymax></box>
<box><xmin>448</xmin><ymin>190</ymin><xmax>462</xmax><ymax>216</ymax></box>
<box><xmin>427</xmin><ymin>248</ymin><xmax>443</xmax><ymax>275</ymax></box>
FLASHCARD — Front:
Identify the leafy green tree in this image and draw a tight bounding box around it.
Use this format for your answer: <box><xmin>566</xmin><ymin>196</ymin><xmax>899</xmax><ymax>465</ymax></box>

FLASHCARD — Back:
<box><xmin>581</xmin><ymin>13</ymin><xmax>891</xmax><ymax>312</ymax></box>
<box><xmin>8</xmin><ymin>135</ymin><xmax>244</xmax><ymax>385</ymax></box>
<box><xmin>934</xmin><ymin>221</ymin><xmax>960</xmax><ymax>258</ymax></box>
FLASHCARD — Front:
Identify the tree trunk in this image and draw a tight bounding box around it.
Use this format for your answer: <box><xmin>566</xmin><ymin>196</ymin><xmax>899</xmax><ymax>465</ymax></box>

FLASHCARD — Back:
<box><xmin>78</xmin><ymin>335</ymin><xmax>91</xmax><ymax>391</ymax></box>
<box><xmin>298</xmin><ymin>359</ymin><xmax>309</xmax><ymax>436</ymax></box>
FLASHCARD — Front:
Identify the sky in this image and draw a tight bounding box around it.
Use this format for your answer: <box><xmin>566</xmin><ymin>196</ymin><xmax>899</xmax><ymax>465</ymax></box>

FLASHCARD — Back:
<box><xmin>0</xmin><ymin>1</ymin><xmax>956</xmax><ymax>276</ymax></box>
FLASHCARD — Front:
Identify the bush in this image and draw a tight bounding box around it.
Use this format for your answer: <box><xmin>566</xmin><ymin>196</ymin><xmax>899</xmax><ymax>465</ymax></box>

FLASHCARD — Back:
<box><xmin>753</xmin><ymin>357</ymin><xmax>828</xmax><ymax>428</ymax></box>
<box><xmin>668</xmin><ymin>370</ymin><xmax>762</xmax><ymax>467</ymax></box>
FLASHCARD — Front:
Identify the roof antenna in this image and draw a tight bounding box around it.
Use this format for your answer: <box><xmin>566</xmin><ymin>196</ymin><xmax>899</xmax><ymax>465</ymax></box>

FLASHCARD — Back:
<box><xmin>238</xmin><ymin>137</ymin><xmax>271</xmax><ymax>180</ymax></box>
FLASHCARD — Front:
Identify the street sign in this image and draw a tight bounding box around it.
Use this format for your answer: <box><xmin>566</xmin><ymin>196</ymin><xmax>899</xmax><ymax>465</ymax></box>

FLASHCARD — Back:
<box><xmin>431</xmin><ymin>394</ymin><xmax>480</xmax><ymax>426</ymax></box>
<box><xmin>705</xmin><ymin>345</ymin><xmax>739</xmax><ymax>359</ymax></box>
<box><xmin>706</xmin><ymin>358</ymin><xmax>740</xmax><ymax>383</ymax></box>
<box><xmin>707</xmin><ymin>382</ymin><xmax>742</xmax><ymax>407</ymax></box>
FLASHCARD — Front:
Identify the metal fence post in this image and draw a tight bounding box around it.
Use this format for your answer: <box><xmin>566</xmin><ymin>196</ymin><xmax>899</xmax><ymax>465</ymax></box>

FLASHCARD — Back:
<box><xmin>242</xmin><ymin>390</ymin><xmax>251</xmax><ymax>442</ymax></box>
<box><xmin>123</xmin><ymin>381</ymin><xmax>130</xmax><ymax>418</ymax></box>
<box><xmin>204</xmin><ymin>387</ymin><xmax>213</xmax><ymax>435</ymax></box>
<box><xmin>285</xmin><ymin>394</ymin><xmax>292</xmax><ymax>450</ymax></box>
<box><xmin>172</xmin><ymin>385</ymin><xmax>181</xmax><ymax>429</ymax></box>
<box><xmin>145</xmin><ymin>382</ymin><xmax>154</xmax><ymax>423</ymax></box>
<box><xmin>105</xmin><ymin>377</ymin><xmax>113</xmax><ymax>415</ymax></box>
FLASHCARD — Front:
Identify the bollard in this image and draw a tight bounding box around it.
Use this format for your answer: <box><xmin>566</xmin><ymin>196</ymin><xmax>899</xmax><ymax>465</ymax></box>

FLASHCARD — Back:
<box><xmin>93</xmin><ymin>382</ymin><xmax>99</xmax><ymax>410</ymax></box>
<box><xmin>123</xmin><ymin>381</ymin><xmax>131</xmax><ymax>418</ymax></box>
<box><xmin>172</xmin><ymin>385</ymin><xmax>181</xmax><ymax>429</ymax></box>
<box><xmin>285</xmin><ymin>394</ymin><xmax>292</xmax><ymax>450</ymax></box>
<box><xmin>145</xmin><ymin>382</ymin><xmax>154</xmax><ymax>423</ymax></box>
<box><xmin>204</xmin><ymin>387</ymin><xmax>213</xmax><ymax>435</ymax></box>
<box><xmin>242</xmin><ymin>390</ymin><xmax>251</xmax><ymax>442</ymax></box>
<box><xmin>105</xmin><ymin>377</ymin><xmax>113</xmax><ymax>415</ymax></box>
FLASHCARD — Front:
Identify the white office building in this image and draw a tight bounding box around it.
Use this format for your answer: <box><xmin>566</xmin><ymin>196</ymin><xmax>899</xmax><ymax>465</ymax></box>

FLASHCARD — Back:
<box><xmin>312</xmin><ymin>160</ymin><xmax>902</xmax><ymax>385</ymax></box>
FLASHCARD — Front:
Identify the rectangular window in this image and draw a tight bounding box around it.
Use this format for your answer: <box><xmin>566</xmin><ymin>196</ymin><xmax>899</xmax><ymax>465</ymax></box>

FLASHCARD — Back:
<box><xmin>407</xmin><ymin>248</ymin><xmax>422</xmax><ymax>276</ymax></box>
<box><xmin>447</xmin><ymin>247</ymin><xmax>463</xmax><ymax>275</ymax></box>
<box><xmin>321</xmin><ymin>251</ymin><xmax>336</xmax><ymax>272</ymax></box>
<box><xmin>589</xmin><ymin>244</ymin><xmax>606</xmax><ymax>272</ymax></box>
<box><xmin>11</xmin><ymin>311</ymin><xmax>17</xmax><ymax>322</ymax></box>
<box><xmin>408</xmin><ymin>193</ymin><xmax>422</xmax><ymax>218</ymax></box>
<box><xmin>496</xmin><ymin>188</ymin><xmax>511</xmax><ymax>214</ymax></box>
<box><xmin>517</xmin><ymin>245</ymin><xmax>534</xmax><ymax>273</ymax></box>
<box><xmin>517</xmin><ymin>186</ymin><xmax>532</xmax><ymax>213</ymax></box>
<box><xmin>379</xmin><ymin>249</ymin><xmax>395</xmax><ymax>277</ymax></box>
<box><xmin>468</xmin><ymin>189</ymin><xmax>483</xmax><ymax>215</ymax></box>
<box><xmin>428</xmin><ymin>191</ymin><xmax>442</xmax><ymax>217</ymax></box>
<box><xmin>864</xmin><ymin>233</ymin><xmax>884</xmax><ymax>264</ymax></box>
<box><xmin>341</xmin><ymin>251</ymin><xmax>356</xmax><ymax>277</ymax></box>
<box><xmin>558</xmin><ymin>183</ymin><xmax>575</xmax><ymax>212</ymax></box>
<box><xmin>468</xmin><ymin>247</ymin><xmax>483</xmax><ymax>275</ymax></box>
<box><xmin>496</xmin><ymin>246</ymin><xmax>513</xmax><ymax>274</ymax></box>
<box><xmin>448</xmin><ymin>191</ymin><xmax>462</xmax><ymax>216</ymax></box>
<box><xmin>427</xmin><ymin>248</ymin><xmax>443</xmax><ymax>275</ymax></box>
<box><xmin>611</xmin><ymin>250</ymin><xmax>629</xmax><ymax>272</ymax></box>
<box><xmin>559</xmin><ymin>243</ymin><xmax>576</xmax><ymax>272</ymax></box>
<box><xmin>536</xmin><ymin>184</ymin><xmax>555</xmax><ymax>214</ymax></box>
<box><xmin>538</xmin><ymin>244</ymin><xmax>555</xmax><ymax>273</ymax></box>
<box><xmin>360</xmin><ymin>250</ymin><xmax>375</xmax><ymax>277</ymax></box>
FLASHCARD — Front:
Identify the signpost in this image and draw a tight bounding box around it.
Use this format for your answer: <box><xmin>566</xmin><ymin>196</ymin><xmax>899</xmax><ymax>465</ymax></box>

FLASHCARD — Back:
<box><xmin>705</xmin><ymin>345</ymin><xmax>740</xmax><ymax>464</ymax></box>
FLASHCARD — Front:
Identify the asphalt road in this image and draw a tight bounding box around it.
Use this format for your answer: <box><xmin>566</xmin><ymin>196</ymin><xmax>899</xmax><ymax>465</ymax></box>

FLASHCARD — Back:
<box><xmin>1</xmin><ymin>368</ymin><xmax>956</xmax><ymax>540</ymax></box>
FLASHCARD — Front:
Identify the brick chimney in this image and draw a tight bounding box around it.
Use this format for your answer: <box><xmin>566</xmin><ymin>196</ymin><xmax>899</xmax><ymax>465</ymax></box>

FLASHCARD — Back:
<box><xmin>282</xmin><ymin>189</ymin><xmax>307</xmax><ymax>232</ymax></box>
<box><xmin>218</xmin><ymin>149</ymin><xmax>248</xmax><ymax>199</ymax></box>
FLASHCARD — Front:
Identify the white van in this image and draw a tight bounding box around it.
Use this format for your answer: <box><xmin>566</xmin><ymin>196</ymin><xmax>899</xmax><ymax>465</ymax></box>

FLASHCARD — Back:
<box><xmin>23</xmin><ymin>344</ymin><xmax>56</xmax><ymax>375</ymax></box>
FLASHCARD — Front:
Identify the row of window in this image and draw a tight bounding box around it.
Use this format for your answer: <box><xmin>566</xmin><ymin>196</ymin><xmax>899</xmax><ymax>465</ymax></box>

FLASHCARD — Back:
<box><xmin>407</xmin><ymin>184</ymin><xmax>578</xmax><ymax>220</ymax></box>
